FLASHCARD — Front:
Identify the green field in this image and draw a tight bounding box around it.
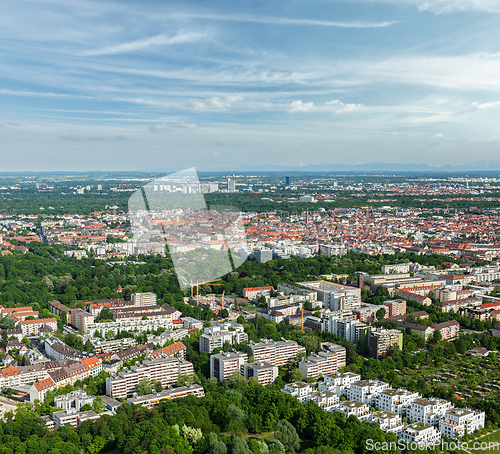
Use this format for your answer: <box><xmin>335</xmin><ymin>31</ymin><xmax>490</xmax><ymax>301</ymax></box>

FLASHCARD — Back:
<box><xmin>466</xmin><ymin>430</ymin><xmax>500</xmax><ymax>453</ymax></box>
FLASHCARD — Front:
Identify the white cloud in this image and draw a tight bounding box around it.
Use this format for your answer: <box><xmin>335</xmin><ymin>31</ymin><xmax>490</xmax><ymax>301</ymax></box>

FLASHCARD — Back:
<box><xmin>434</xmin><ymin>132</ymin><xmax>444</xmax><ymax>137</ymax></box>
<box><xmin>190</xmin><ymin>96</ymin><xmax>242</xmax><ymax>110</ymax></box>
<box><xmin>326</xmin><ymin>99</ymin><xmax>363</xmax><ymax>112</ymax></box>
<box><xmin>189</xmin><ymin>12</ymin><xmax>398</xmax><ymax>28</ymax></box>
<box><xmin>366</xmin><ymin>0</ymin><xmax>500</xmax><ymax>13</ymax></box>
<box><xmin>473</xmin><ymin>100</ymin><xmax>500</xmax><ymax>109</ymax></box>
<box><xmin>149</xmin><ymin>123</ymin><xmax>197</xmax><ymax>132</ymax></box>
<box><xmin>60</xmin><ymin>134</ymin><xmax>134</xmax><ymax>141</ymax></box>
<box><xmin>0</xmin><ymin>89</ymin><xmax>93</xmax><ymax>99</ymax></box>
<box><xmin>81</xmin><ymin>30</ymin><xmax>208</xmax><ymax>56</ymax></box>
<box><xmin>289</xmin><ymin>100</ymin><xmax>314</xmax><ymax>113</ymax></box>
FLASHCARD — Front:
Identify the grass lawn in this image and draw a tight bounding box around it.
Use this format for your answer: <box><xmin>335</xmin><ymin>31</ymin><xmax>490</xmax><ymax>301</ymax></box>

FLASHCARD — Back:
<box><xmin>465</xmin><ymin>431</ymin><xmax>500</xmax><ymax>453</ymax></box>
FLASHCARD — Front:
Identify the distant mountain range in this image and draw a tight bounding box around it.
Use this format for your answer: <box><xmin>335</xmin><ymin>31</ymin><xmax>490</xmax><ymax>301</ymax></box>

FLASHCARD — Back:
<box><xmin>2</xmin><ymin>161</ymin><xmax>500</xmax><ymax>175</ymax></box>
<box><xmin>198</xmin><ymin>160</ymin><xmax>500</xmax><ymax>173</ymax></box>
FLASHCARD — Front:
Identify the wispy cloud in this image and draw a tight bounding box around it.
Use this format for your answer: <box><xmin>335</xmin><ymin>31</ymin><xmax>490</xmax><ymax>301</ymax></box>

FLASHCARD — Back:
<box><xmin>187</xmin><ymin>12</ymin><xmax>398</xmax><ymax>28</ymax></box>
<box><xmin>366</xmin><ymin>0</ymin><xmax>500</xmax><ymax>13</ymax></box>
<box><xmin>149</xmin><ymin>123</ymin><xmax>197</xmax><ymax>132</ymax></box>
<box><xmin>60</xmin><ymin>134</ymin><xmax>135</xmax><ymax>141</ymax></box>
<box><xmin>289</xmin><ymin>100</ymin><xmax>314</xmax><ymax>112</ymax></box>
<box><xmin>190</xmin><ymin>95</ymin><xmax>242</xmax><ymax>110</ymax></box>
<box><xmin>472</xmin><ymin>100</ymin><xmax>500</xmax><ymax>109</ymax></box>
<box><xmin>0</xmin><ymin>89</ymin><xmax>93</xmax><ymax>99</ymax></box>
<box><xmin>326</xmin><ymin>99</ymin><xmax>363</xmax><ymax>112</ymax></box>
<box><xmin>81</xmin><ymin>30</ymin><xmax>209</xmax><ymax>56</ymax></box>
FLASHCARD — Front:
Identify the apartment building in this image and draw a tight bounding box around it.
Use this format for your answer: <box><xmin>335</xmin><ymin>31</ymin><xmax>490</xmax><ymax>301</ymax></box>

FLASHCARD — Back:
<box><xmin>82</xmin><ymin>356</ymin><xmax>102</xmax><ymax>377</ymax></box>
<box><xmin>346</xmin><ymin>380</ymin><xmax>390</xmax><ymax>406</ymax></box>
<box><xmin>70</xmin><ymin>308</ymin><xmax>94</xmax><ymax>331</ymax></box>
<box><xmin>126</xmin><ymin>384</ymin><xmax>205</xmax><ymax>408</ymax></box>
<box><xmin>48</xmin><ymin>300</ymin><xmax>74</xmax><ymax>324</ymax></box>
<box><xmin>439</xmin><ymin>408</ymin><xmax>485</xmax><ymax>439</ymax></box>
<box><xmin>54</xmin><ymin>390</ymin><xmax>93</xmax><ymax>411</ymax></box>
<box><xmin>367</xmin><ymin>411</ymin><xmax>404</xmax><ymax>434</ymax></box>
<box><xmin>368</xmin><ymin>328</ymin><xmax>403</xmax><ymax>359</ymax></box>
<box><xmin>243</xmin><ymin>286</ymin><xmax>274</xmax><ymax>300</ymax></box>
<box><xmin>383</xmin><ymin>300</ymin><xmax>407</xmax><ymax>318</ymax></box>
<box><xmin>112</xmin><ymin>305</ymin><xmax>180</xmax><ymax>323</ymax></box>
<box><xmin>432</xmin><ymin>320</ymin><xmax>460</xmax><ymax>340</ymax></box>
<box><xmin>319</xmin><ymin>372</ymin><xmax>361</xmax><ymax>395</ymax></box>
<box><xmin>0</xmin><ymin>306</ymin><xmax>34</xmax><ymax>319</ymax></box>
<box><xmin>86</xmin><ymin>318</ymin><xmax>174</xmax><ymax>338</ymax></box>
<box><xmin>18</xmin><ymin>318</ymin><xmax>57</xmax><ymax>336</ymax></box>
<box><xmin>131</xmin><ymin>292</ymin><xmax>157</xmax><ymax>306</ymax></box>
<box><xmin>210</xmin><ymin>352</ymin><xmax>247</xmax><ymax>382</ymax></box>
<box><xmin>377</xmin><ymin>388</ymin><xmax>420</xmax><ymax>416</ymax></box>
<box><xmin>353</xmin><ymin>305</ymin><xmax>386</xmax><ymax>325</ymax></box>
<box><xmin>243</xmin><ymin>361</ymin><xmax>278</xmax><ymax>385</ymax></box>
<box><xmin>407</xmin><ymin>398</ymin><xmax>453</xmax><ymax>426</ymax></box>
<box><xmin>247</xmin><ymin>339</ymin><xmax>304</xmax><ymax>366</ymax></box>
<box><xmin>309</xmin><ymin>390</ymin><xmax>339</xmax><ymax>411</ymax></box>
<box><xmin>148</xmin><ymin>341</ymin><xmax>187</xmax><ymax>360</ymax></box>
<box><xmin>45</xmin><ymin>337</ymin><xmax>90</xmax><ymax>361</ymax></box>
<box><xmin>299</xmin><ymin>281</ymin><xmax>361</xmax><ymax>312</ymax></box>
<box><xmin>30</xmin><ymin>356</ymin><xmax>102</xmax><ymax>402</ymax></box>
<box><xmin>52</xmin><ymin>409</ymin><xmax>102</xmax><ymax>428</ymax></box>
<box><xmin>299</xmin><ymin>344</ymin><xmax>346</xmax><ymax>379</ymax></box>
<box><xmin>199</xmin><ymin>322</ymin><xmax>248</xmax><ymax>353</ymax></box>
<box><xmin>277</xmin><ymin>283</ymin><xmax>318</xmax><ymax>302</ymax></box>
<box><xmin>381</xmin><ymin>264</ymin><xmax>411</xmax><ymax>274</ymax></box>
<box><xmin>400</xmin><ymin>422</ymin><xmax>441</xmax><ymax>447</ymax></box>
<box><xmin>336</xmin><ymin>401</ymin><xmax>370</xmax><ymax>421</ymax></box>
<box><xmin>320</xmin><ymin>243</ymin><xmax>348</xmax><ymax>256</ymax></box>
<box><xmin>322</xmin><ymin>311</ymin><xmax>369</xmax><ymax>344</ymax></box>
<box><xmin>281</xmin><ymin>382</ymin><xmax>314</xmax><ymax>403</ymax></box>
<box><xmin>106</xmin><ymin>357</ymin><xmax>194</xmax><ymax>399</ymax></box>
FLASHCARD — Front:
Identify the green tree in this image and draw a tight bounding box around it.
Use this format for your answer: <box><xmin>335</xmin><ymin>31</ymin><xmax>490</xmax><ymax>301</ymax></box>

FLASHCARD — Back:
<box><xmin>376</xmin><ymin>308</ymin><xmax>386</xmax><ymax>320</ymax></box>
<box><xmin>136</xmin><ymin>378</ymin><xmax>152</xmax><ymax>395</ymax></box>
<box><xmin>275</xmin><ymin>419</ymin><xmax>300</xmax><ymax>453</ymax></box>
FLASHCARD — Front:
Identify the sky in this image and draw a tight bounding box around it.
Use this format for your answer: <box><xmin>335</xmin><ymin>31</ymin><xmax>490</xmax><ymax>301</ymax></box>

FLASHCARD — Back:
<box><xmin>0</xmin><ymin>0</ymin><xmax>499</xmax><ymax>171</ymax></box>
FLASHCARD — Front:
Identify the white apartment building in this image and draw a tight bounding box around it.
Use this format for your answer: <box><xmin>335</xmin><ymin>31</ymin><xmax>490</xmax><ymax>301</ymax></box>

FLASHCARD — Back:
<box><xmin>367</xmin><ymin>411</ymin><xmax>404</xmax><ymax>435</ymax></box>
<box><xmin>298</xmin><ymin>346</ymin><xmax>346</xmax><ymax>379</ymax></box>
<box><xmin>439</xmin><ymin>408</ymin><xmax>485</xmax><ymax>439</ymax></box>
<box><xmin>346</xmin><ymin>380</ymin><xmax>390</xmax><ymax>406</ymax></box>
<box><xmin>281</xmin><ymin>382</ymin><xmax>314</xmax><ymax>403</ymax></box>
<box><xmin>106</xmin><ymin>357</ymin><xmax>194</xmax><ymax>399</ymax></box>
<box><xmin>336</xmin><ymin>401</ymin><xmax>371</xmax><ymax>421</ymax></box>
<box><xmin>127</xmin><ymin>385</ymin><xmax>205</xmax><ymax>408</ymax></box>
<box><xmin>86</xmin><ymin>318</ymin><xmax>174</xmax><ymax>338</ymax></box>
<box><xmin>299</xmin><ymin>281</ymin><xmax>361</xmax><ymax>312</ymax></box>
<box><xmin>131</xmin><ymin>292</ymin><xmax>157</xmax><ymax>306</ymax></box>
<box><xmin>322</xmin><ymin>311</ymin><xmax>369</xmax><ymax>344</ymax></box>
<box><xmin>243</xmin><ymin>361</ymin><xmax>278</xmax><ymax>385</ymax></box>
<box><xmin>309</xmin><ymin>390</ymin><xmax>339</xmax><ymax>411</ymax></box>
<box><xmin>17</xmin><ymin>318</ymin><xmax>57</xmax><ymax>336</ymax></box>
<box><xmin>400</xmin><ymin>422</ymin><xmax>442</xmax><ymax>448</ymax></box>
<box><xmin>210</xmin><ymin>352</ymin><xmax>247</xmax><ymax>381</ymax></box>
<box><xmin>319</xmin><ymin>372</ymin><xmax>361</xmax><ymax>395</ymax></box>
<box><xmin>407</xmin><ymin>398</ymin><xmax>453</xmax><ymax>426</ymax></box>
<box><xmin>199</xmin><ymin>322</ymin><xmax>248</xmax><ymax>353</ymax></box>
<box><xmin>377</xmin><ymin>388</ymin><xmax>421</xmax><ymax>416</ymax></box>
<box><xmin>382</xmin><ymin>264</ymin><xmax>411</xmax><ymax>274</ymax></box>
<box><xmin>54</xmin><ymin>390</ymin><xmax>93</xmax><ymax>411</ymax></box>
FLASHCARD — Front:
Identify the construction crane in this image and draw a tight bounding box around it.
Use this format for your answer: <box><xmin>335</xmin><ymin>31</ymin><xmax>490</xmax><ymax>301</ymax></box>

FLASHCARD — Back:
<box><xmin>190</xmin><ymin>279</ymin><xmax>224</xmax><ymax>306</ymax></box>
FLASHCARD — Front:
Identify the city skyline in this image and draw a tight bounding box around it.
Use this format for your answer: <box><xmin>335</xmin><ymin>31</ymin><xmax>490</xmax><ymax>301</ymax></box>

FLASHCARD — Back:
<box><xmin>1</xmin><ymin>0</ymin><xmax>499</xmax><ymax>171</ymax></box>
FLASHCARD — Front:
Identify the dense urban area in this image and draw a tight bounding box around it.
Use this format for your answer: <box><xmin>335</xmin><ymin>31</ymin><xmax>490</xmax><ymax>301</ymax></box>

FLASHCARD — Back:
<box><xmin>2</xmin><ymin>172</ymin><xmax>500</xmax><ymax>454</ymax></box>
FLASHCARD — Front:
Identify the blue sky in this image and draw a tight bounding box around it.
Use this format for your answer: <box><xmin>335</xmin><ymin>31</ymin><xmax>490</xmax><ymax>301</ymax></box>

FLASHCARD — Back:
<box><xmin>0</xmin><ymin>0</ymin><xmax>499</xmax><ymax>171</ymax></box>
